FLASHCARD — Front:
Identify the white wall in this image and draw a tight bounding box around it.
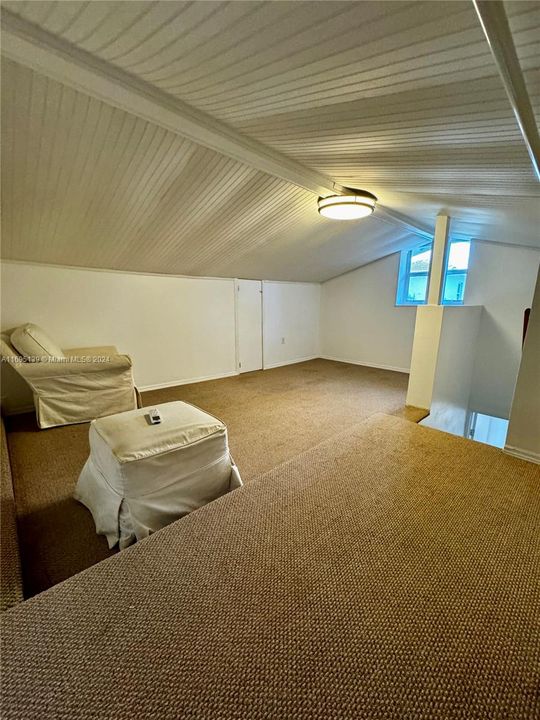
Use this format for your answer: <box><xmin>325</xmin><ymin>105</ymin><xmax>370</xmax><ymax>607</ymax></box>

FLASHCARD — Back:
<box><xmin>320</xmin><ymin>242</ymin><xmax>540</xmax><ymax>411</ymax></box>
<box><xmin>1</xmin><ymin>263</ymin><xmax>321</xmax><ymax>413</ymax></box>
<box><xmin>320</xmin><ymin>253</ymin><xmax>416</xmax><ymax>372</ymax></box>
<box><xmin>505</xmin><ymin>266</ymin><xmax>540</xmax><ymax>463</ymax></box>
<box><xmin>262</xmin><ymin>281</ymin><xmax>320</xmax><ymax>369</ymax></box>
<box><xmin>421</xmin><ymin>305</ymin><xmax>482</xmax><ymax>436</ymax></box>
<box><xmin>465</xmin><ymin>242</ymin><xmax>540</xmax><ymax>419</ymax></box>
<box><xmin>1</xmin><ymin>263</ymin><xmax>238</xmax><ymax>392</ymax></box>
<box><xmin>3</xmin><ymin>240</ymin><xmax>538</xmax><ymax>417</ymax></box>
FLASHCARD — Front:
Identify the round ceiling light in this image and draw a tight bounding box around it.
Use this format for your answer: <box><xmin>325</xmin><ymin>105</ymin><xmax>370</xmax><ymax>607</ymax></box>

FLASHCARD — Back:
<box><xmin>318</xmin><ymin>189</ymin><xmax>377</xmax><ymax>220</ymax></box>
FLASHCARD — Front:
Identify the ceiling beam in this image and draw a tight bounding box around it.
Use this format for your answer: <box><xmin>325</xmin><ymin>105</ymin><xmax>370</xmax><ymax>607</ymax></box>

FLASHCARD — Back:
<box><xmin>0</xmin><ymin>9</ymin><xmax>340</xmax><ymax>198</ymax></box>
<box><xmin>375</xmin><ymin>207</ymin><xmax>433</xmax><ymax>242</ymax></box>
<box><xmin>473</xmin><ymin>0</ymin><xmax>540</xmax><ymax>182</ymax></box>
<box><xmin>0</xmin><ymin>8</ymin><xmax>431</xmax><ymax>241</ymax></box>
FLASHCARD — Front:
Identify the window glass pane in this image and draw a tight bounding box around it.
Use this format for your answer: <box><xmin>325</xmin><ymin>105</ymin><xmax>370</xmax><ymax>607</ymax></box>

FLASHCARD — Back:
<box><xmin>443</xmin><ymin>271</ymin><xmax>467</xmax><ymax>303</ymax></box>
<box><xmin>410</xmin><ymin>247</ymin><xmax>431</xmax><ymax>273</ymax></box>
<box><xmin>396</xmin><ymin>242</ymin><xmax>432</xmax><ymax>305</ymax></box>
<box><xmin>398</xmin><ymin>239</ymin><xmax>470</xmax><ymax>306</ymax></box>
<box><xmin>447</xmin><ymin>241</ymin><xmax>470</xmax><ymax>270</ymax></box>
<box><xmin>442</xmin><ymin>240</ymin><xmax>470</xmax><ymax>304</ymax></box>
<box><xmin>407</xmin><ymin>275</ymin><xmax>428</xmax><ymax>303</ymax></box>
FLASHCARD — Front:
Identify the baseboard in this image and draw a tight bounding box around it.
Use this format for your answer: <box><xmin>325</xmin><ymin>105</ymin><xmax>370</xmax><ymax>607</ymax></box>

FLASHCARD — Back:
<box><xmin>1</xmin><ymin>372</ymin><xmax>242</xmax><ymax>413</ymax></box>
<box><xmin>503</xmin><ymin>445</ymin><xmax>540</xmax><ymax>464</ymax></box>
<box><xmin>263</xmin><ymin>355</ymin><xmax>319</xmax><ymax>370</ymax></box>
<box><xmin>1</xmin><ymin>404</ymin><xmax>35</xmax><ymax>417</ymax></box>
<box><xmin>320</xmin><ymin>355</ymin><xmax>410</xmax><ymax>374</ymax></box>
<box><xmin>1</xmin><ymin>358</ymin><xmax>406</xmax><ymax>414</ymax></box>
<box><xmin>140</xmin><ymin>370</ymin><xmax>239</xmax><ymax>392</ymax></box>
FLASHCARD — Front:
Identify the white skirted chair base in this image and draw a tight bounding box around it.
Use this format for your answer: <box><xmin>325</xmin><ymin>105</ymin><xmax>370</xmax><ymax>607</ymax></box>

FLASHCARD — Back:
<box><xmin>75</xmin><ymin>401</ymin><xmax>242</xmax><ymax>549</ymax></box>
<box><xmin>1</xmin><ymin>326</ymin><xmax>139</xmax><ymax>429</ymax></box>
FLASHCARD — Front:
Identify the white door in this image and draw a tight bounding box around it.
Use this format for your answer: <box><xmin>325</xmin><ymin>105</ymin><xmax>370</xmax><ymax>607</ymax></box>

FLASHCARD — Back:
<box><xmin>236</xmin><ymin>279</ymin><xmax>263</xmax><ymax>373</ymax></box>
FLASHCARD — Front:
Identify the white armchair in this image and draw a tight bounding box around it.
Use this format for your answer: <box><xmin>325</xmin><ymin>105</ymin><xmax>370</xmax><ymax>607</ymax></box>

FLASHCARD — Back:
<box><xmin>1</xmin><ymin>325</ymin><xmax>140</xmax><ymax>429</ymax></box>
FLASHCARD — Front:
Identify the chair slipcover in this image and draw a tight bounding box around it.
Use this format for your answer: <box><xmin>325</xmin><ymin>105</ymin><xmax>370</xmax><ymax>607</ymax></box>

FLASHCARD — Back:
<box><xmin>75</xmin><ymin>401</ymin><xmax>242</xmax><ymax>549</ymax></box>
<box><xmin>1</xmin><ymin>328</ymin><xmax>138</xmax><ymax>428</ymax></box>
<box><xmin>10</xmin><ymin>323</ymin><xmax>65</xmax><ymax>360</ymax></box>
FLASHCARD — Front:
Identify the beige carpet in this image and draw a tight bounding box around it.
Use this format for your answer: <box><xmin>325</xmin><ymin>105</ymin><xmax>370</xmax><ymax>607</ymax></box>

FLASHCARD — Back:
<box><xmin>5</xmin><ymin>359</ymin><xmax>425</xmax><ymax>597</ymax></box>
<box><xmin>0</xmin><ymin>420</ymin><xmax>23</xmax><ymax>610</ymax></box>
<box><xmin>2</xmin><ymin>414</ymin><xmax>538</xmax><ymax>719</ymax></box>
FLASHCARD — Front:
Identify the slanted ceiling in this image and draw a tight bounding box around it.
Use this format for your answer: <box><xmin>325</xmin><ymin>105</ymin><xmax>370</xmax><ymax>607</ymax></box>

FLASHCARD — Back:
<box><xmin>1</xmin><ymin>1</ymin><xmax>539</xmax><ymax>282</ymax></box>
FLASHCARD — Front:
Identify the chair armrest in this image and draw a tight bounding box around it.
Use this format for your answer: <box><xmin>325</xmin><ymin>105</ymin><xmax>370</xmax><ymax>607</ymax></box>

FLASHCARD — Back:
<box><xmin>18</xmin><ymin>354</ymin><xmax>132</xmax><ymax>380</ymax></box>
<box><xmin>63</xmin><ymin>346</ymin><xmax>119</xmax><ymax>358</ymax></box>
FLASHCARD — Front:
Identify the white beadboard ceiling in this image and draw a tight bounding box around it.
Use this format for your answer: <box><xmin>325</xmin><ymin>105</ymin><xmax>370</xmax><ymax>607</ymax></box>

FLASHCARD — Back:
<box><xmin>1</xmin><ymin>0</ymin><xmax>539</xmax><ymax>281</ymax></box>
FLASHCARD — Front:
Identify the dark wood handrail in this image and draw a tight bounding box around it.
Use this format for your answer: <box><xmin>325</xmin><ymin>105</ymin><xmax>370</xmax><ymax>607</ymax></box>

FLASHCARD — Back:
<box><xmin>523</xmin><ymin>308</ymin><xmax>531</xmax><ymax>347</ymax></box>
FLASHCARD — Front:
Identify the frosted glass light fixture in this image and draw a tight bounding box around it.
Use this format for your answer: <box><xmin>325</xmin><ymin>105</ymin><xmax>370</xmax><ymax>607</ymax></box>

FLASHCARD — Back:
<box><xmin>318</xmin><ymin>189</ymin><xmax>377</xmax><ymax>220</ymax></box>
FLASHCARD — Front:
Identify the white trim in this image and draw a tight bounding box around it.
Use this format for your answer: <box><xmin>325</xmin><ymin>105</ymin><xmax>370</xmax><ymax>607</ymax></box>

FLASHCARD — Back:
<box><xmin>139</xmin><ymin>370</ymin><xmax>239</xmax><ymax>393</ymax></box>
<box><xmin>0</xmin><ymin>258</ymin><xmax>236</xmax><ymax>283</ymax></box>
<box><xmin>2</xmin><ymin>358</ymin><xmax>408</xmax><ymax>414</ymax></box>
<box><xmin>234</xmin><ymin>279</ymin><xmax>240</xmax><ymax>373</ymax></box>
<box><xmin>263</xmin><ymin>356</ymin><xmax>319</xmax><ymax>370</ymax></box>
<box><xmin>321</xmin><ymin>355</ymin><xmax>410</xmax><ymax>374</ymax></box>
<box><xmin>260</xmin><ymin>281</ymin><xmax>265</xmax><ymax>371</ymax></box>
<box><xmin>503</xmin><ymin>445</ymin><xmax>540</xmax><ymax>464</ymax></box>
<box><xmin>0</xmin><ymin>259</ymin><xmax>329</xmax><ymax>285</ymax></box>
<box><xmin>3</xmin><ymin>372</ymin><xmax>240</xmax><ymax>413</ymax></box>
<box><xmin>262</xmin><ymin>279</ymin><xmax>322</xmax><ymax>288</ymax></box>
<box><xmin>1</xmin><ymin>403</ymin><xmax>35</xmax><ymax>417</ymax></box>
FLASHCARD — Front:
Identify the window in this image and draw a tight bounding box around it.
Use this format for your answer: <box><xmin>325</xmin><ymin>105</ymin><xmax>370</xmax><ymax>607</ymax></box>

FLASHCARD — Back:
<box><xmin>396</xmin><ymin>239</ymin><xmax>470</xmax><ymax>306</ymax></box>
<box><xmin>441</xmin><ymin>241</ymin><xmax>470</xmax><ymax>305</ymax></box>
<box><xmin>396</xmin><ymin>243</ymin><xmax>432</xmax><ymax>305</ymax></box>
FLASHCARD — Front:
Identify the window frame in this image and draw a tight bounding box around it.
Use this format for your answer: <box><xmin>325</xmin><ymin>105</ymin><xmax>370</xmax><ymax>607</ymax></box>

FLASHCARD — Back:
<box><xmin>395</xmin><ymin>242</ymin><xmax>432</xmax><ymax>306</ymax></box>
<box><xmin>396</xmin><ymin>239</ymin><xmax>470</xmax><ymax>307</ymax></box>
<box><xmin>440</xmin><ymin>240</ymin><xmax>470</xmax><ymax>306</ymax></box>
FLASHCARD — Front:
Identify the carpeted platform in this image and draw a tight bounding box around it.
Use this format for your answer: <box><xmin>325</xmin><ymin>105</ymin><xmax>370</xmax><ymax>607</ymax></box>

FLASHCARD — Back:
<box><xmin>0</xmin><ymin>420</ymin><xmax>23</xmax><ymax>610</ymax></box>
<box><xmin>2</xmin><ymin>414</ymin><xmax>539</xmax><ymax>719</ymax></box>
<box><xmin>5</xmin><ymin>359</ymin><xmax>426</xmax><ymax>597</ymax></box>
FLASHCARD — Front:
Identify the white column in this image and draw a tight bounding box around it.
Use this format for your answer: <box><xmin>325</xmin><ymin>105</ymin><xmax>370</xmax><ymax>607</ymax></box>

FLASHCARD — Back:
<box><xmin>406</xmin><ymin>306</ymin><xmax>444</xmax><ymax>409</ymax></box>
<box><xmin>406</xmin><ymin>214</ymin><xmax>450</xmax><ymax>409</ymax></box>
<box><xmin>427</xmin><ymin>214</ymin><xmax>450</xmax><ymax>305</ymax></box>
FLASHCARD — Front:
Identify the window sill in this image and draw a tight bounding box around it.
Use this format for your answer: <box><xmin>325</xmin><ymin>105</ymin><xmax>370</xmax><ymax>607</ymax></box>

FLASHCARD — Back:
<box><xmin>395</xmin><ymin>303</ymin><xmax>425</xmax><ymax>308</ymax></box>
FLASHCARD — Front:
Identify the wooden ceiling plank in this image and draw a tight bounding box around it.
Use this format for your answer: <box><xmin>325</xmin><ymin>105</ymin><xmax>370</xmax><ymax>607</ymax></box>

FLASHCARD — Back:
<box><xmin>1</xmin><ymin>7</ymin><xmax>437</xmax><ymax>244</ymax></box>
<box><xmin>473</xmin><ymin>0</ymin><xmax>540</xmax><ymax>181</ymax></box>
<box><xmin>0</xmin><ymin>9</ymin><xmax>338</xmax><ymax>198</ymax></box>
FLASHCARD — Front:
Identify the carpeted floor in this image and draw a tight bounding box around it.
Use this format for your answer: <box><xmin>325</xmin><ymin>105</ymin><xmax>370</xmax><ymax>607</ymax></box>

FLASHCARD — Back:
<box><xmin>3</xmin><ymin>413</ymin><xmax>539</xmax><ymax>719</ymax></box>
<box><xmin>5</xmin><ymin>359</ymin><xmax>426</xmax><ymax>597</ymax></box>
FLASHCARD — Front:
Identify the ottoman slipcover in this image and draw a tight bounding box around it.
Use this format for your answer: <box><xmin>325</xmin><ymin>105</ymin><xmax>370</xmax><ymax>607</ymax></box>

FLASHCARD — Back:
<box><xmin>75</xmin><ymin>401</ymin><xmax>242</xmax><ymax>549</ymax></box>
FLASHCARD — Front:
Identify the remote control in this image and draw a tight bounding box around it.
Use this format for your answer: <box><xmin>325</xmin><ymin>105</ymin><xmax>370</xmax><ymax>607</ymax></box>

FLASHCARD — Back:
<box><xmin>149</xmin><ymin>408</ymin><xmax>161</xmax><ymax>424</ymax></box>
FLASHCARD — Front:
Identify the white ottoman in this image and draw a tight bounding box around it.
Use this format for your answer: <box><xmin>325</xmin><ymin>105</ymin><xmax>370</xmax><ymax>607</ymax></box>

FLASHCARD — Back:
<box><xmin>75</xmin><ymin>401</ymin><xmax>242</xmax><ymax>549</ymax></box>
